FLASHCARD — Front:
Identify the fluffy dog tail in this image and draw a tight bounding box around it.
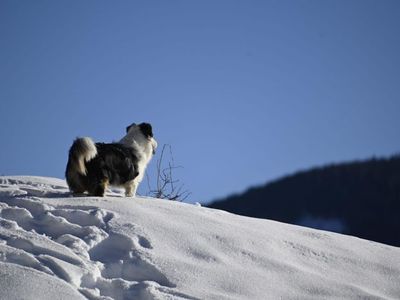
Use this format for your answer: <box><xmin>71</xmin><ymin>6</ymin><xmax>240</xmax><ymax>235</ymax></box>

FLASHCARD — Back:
<box><xmin>67</xmin><ymin>137</ymin><xmax>97</xmax><ymax>175</ymax></box>
<box><xmin>65</xmin><ymin>137</ymin><xmax>97</xmax><ymax>193</ymax></box>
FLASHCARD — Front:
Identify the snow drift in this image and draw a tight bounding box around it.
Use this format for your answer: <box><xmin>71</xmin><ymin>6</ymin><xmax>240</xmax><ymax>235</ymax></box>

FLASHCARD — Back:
<box><xmin>0</xmin><ymin>176</ymin><xmax>399</xmax><ymax>300</ymax></box>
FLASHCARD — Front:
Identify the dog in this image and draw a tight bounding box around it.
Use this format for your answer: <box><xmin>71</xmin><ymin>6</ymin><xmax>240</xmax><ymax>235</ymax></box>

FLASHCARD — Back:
<box><xmin>65</xmin><ymin>122</ymin><xmax>157</xmax><ymax>197</ymax></box>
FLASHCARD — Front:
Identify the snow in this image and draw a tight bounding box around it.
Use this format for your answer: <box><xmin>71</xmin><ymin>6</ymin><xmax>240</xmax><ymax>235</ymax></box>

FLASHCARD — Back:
<box><xmin>0</xmin><ymin>176</ymin><xmax>399</xmax><ymax>300</ymax></box>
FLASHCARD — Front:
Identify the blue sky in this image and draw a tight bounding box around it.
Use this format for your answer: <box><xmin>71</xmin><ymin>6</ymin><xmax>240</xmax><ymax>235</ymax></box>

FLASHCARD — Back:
<box><xmin>1</xmin><ymin>1</ymin><xmax>399</xmax><ymax>203</ymax></box>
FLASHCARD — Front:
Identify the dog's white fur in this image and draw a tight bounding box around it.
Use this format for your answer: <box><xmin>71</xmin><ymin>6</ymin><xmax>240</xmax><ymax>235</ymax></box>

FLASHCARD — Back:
<box><xmin>119</xmin><ymin>125</ymin><xmax>158</xmax><ymax>196</ymax></box>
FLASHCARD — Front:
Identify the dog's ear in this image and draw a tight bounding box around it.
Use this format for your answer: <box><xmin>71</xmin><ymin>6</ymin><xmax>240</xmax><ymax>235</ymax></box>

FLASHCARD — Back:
<box><xmin>126</xmin><ymin>123</ymin><xmax>136</xmax><ymax>133</ymax></box>
<box><xmin>139</xmin><ymin>123</ymin><xmax>153</xmax><ymax>138</ymax></box>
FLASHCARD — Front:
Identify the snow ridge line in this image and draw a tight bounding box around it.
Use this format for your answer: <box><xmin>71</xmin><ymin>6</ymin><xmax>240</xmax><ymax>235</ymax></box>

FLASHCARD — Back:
<box><xmin>0</xmin><ymin>177</ymin><xmax>194</xmax><ymax>300</ymax></box>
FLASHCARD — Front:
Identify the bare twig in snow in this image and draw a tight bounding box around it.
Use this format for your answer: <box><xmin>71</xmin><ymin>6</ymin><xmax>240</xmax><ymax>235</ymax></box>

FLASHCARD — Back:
<box><xmin>146</xmin><ymin>144</ymin><xmax>191</xmax><ymax>202</ymax></box>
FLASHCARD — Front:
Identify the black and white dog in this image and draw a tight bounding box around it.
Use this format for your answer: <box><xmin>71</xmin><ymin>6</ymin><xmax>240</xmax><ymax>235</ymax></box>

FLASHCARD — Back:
<box><xmin>65</xmin><ymin>122</ymin><xmax>157</xmax><ymax>197</ymax></box>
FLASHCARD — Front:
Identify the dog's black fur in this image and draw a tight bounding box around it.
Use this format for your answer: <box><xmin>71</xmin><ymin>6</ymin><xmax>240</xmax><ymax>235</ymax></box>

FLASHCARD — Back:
<box><xmin>65</xmin><ymin>123</ymin><xmax>155</xmax><ymax>196</ymax></box>
<box><xmin>80</xmin><ymin>143</ymin><xmax>139</xmax><ymax>196</ymax></box>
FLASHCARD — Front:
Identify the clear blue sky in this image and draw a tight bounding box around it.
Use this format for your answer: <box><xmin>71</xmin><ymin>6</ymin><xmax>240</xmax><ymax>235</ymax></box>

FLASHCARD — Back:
<box><xmin>1</xmin><ymin>1</ymin><xmax>399</xmax><ymax>203</ymax></box>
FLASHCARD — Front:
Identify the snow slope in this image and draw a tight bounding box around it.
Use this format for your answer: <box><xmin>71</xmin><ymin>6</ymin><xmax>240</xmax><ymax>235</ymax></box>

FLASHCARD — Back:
<box><xmin>0</xmin><ymin>176</ymin><xmax>399</xmax><ymax>300</ymax></box>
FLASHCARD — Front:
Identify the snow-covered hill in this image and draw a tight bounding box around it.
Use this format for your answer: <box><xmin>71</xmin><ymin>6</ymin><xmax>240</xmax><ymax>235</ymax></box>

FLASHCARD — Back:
<box><xmin>0</xmin><ymin>176</ymin><xmax>399</xmax><ymax>300</ymax></box>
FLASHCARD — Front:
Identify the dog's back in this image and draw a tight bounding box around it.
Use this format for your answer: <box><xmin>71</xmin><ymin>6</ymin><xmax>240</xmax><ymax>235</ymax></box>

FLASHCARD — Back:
<box><xmin>66</xmin><ymin>141</ymin><xmax>140</xmax><ymax>196</ymax></box>
<box><xmin>87</xmin><ymin>143</ymin><xmax>139</xmax><ymax>186</ymax></box>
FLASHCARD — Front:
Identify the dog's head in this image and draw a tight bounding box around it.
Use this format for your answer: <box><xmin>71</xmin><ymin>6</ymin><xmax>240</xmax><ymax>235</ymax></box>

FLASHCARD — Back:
<box><xmin>123</xmin><ymin>122</ymin><xmax>158</xmax><ymax>155</ymax></box>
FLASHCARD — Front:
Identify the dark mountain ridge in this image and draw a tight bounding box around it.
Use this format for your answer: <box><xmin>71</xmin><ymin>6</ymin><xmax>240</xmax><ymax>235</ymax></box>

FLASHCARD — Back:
<box><xmin>208</xmin><ymin>155</ymin><xmax>400</xmax><ymax>247</ymax></box>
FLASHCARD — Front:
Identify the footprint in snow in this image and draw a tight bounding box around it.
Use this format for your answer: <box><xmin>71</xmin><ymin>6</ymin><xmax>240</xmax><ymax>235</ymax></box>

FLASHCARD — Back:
<box><xmin>0</xmin><ymin>177</ymin><xmax>188</xmax><ymax>300</ymax></box>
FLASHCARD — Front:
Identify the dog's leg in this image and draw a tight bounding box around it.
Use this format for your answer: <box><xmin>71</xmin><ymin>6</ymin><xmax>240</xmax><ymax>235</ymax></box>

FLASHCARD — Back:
<box><xmin>92</xmin><ymin>177</ymin><xmax>109</xmax><ymax>197</ymax></box>
<box><xmin>124</xmin><ymin>180</ymin><xmax>138</xmax><ymax>197</ymax></box>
